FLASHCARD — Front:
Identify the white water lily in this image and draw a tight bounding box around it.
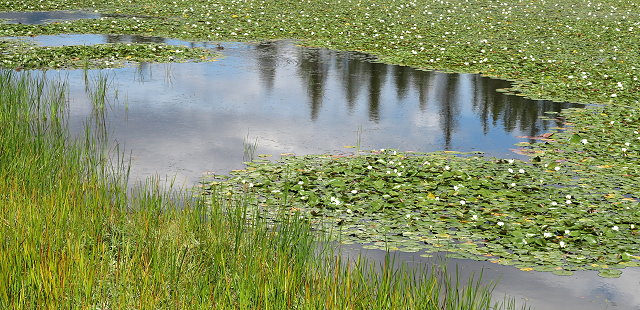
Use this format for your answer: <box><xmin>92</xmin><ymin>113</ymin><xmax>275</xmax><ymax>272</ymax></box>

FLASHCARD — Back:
<box><xmin>472</xmin><ymin>214</ymin><xmax>478</xmax><ymax>220</ymax></box>
<box><xmin>559</xmin><ymin>241</ymin><xmax>566</xmax><ymax>248</ymax></box>
<box><xmin>460</xmin><ymin>200</ymin><xmax>466</xmax><ymax>205</ymax></box>
<box><xmin>612</xmin><ymin>226</ymin><xmax>619</xmax><ymax>231</ymax></box>
<box><xmin>565</xmin><ymin>230</ymin><xmax>571</xmax><ymax>235</ymax></box>
<box><xmin>497</xmin><ymin>221</ymin><xmax>504</xmax><ymax>226</ymax></box>
<box><xmin>581</xmin><ymin>138</ymin><xmax>588</xmax><ymax>144</ymax></box>
<box><xmin>543</xmin><ymin>232</ymin><xmax>553</xmax><ymax>238</ymax></box>
<box><xmin>508</xmin><ymin>168</ymin><xmax>514</xmax><ymax>173</ymax></box>
<box><xmin>519</xmin><ymin>169</ymin><xmax>525</xmax><ymax>173</ymax></box>
<box><xmin>298</xmin><ymin>181</ymin><xmax>304</xmax><ymax>185</ymax></box>
<box><xmin>444</xmin><ymin>165</ymin><xmax>451</xmax><ymax>170</ymax></box>
<box><xmin>554</xmin><ymin>166</ymin><xmax>561</xmax><ymax>171</ymax></box>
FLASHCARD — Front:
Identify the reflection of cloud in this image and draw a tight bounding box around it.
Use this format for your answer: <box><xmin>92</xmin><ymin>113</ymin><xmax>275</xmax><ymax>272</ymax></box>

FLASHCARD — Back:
<box><xmin>48</xmin><ymin>39</ymin><xmax>583</xmax><ymax>186</ymax></box>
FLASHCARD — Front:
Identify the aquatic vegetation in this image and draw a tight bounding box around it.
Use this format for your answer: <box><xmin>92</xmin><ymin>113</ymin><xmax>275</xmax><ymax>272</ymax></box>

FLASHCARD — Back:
<box><xmin>0</xmin><ymin>38</ymin><xmax>218</xmax><ymax>69</ymax></box>
<box><xmin>207</xmin><ymin>148</ymin><xmax>639</xmax><ymax>277</ymax></box>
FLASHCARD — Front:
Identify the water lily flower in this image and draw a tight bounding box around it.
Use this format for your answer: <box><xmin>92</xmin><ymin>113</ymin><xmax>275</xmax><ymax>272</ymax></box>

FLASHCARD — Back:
<box><xmin>565</xmin><ymin>200</ymin><xmax>572</xmax><ymax>204</ymax></box>
<box><xmin>580</xmin><ymin>139</ymin><xmax>588</xmax><ymax>144</ymax></box>
<box><xmin>554</xmin><ymin>166</ymin><xmax>561</xmax><ymax>171</ymax></box>
<box><xmin>351</xmin><ymin>190</ymin><xmax>358</xmax><ymax>194</ymax></box>
<box><xmin>367</xmin><ymin>165</ymin><xmax>373</xmax><ymax>169</ymax></box>
<box><xmin>298</xmin><ymin>181</ymin><xmax>304</xmax><ymax>185</ymax></box>
<box><xmin>508</xmin><ymin>168</ymin><xmax>514</xmax><ymax>173</ymax></box>
<box><xmin>622</xmin><ymin>148</ymin><xmax>627</xmax><ymax>152</ymax></box>
<box><xmin>519</xmin><ymin>169</ymin><xmax>525</xmax><ymax>173</ymax></box>
<box><xmin>444</xmin><ymin>165</ymin><xmax>451</xmax><ymax>170</ymax></box>
<box><xmin>631</xmin><ymin>224</ymin><xmax>635</xmax><ymax>229</ymax></box>
<box><xmin>565</xmin><ymin>230</ymin><xmax>571</xmax><ymax>235</ymax></box>
<box><xmin>551</xmin><ymin>201</ymin><xmax>558</xmax><ymax>206</ymax></box>
<box><xmin>543</xmin><ymin>232</ymin><xmax>553</xmax><ymax>238</ymax></box>
<box><xmin>472</xmin><ymin>214</ymin><xmax>478</xmax><ymax>220</ymax></box>
<box><xmin>460</xmin><ymin>200</ymin><xmax>466</xmax><ymax>205</ymax></box>
<box><xmin>612</xmin><ymin>226</ymin><xmax>619</xmax><ymax>231</ymax></box>
<box><xmin>510</xmin><ymin>183</ymin><xmax>516</xmax><ymax>187</ymax></box>
<box><xmin>330</xmin><ymin>197</ymin><xmax>341</xmax><ymax>205</ymax></box>
<box><xmin>559</xmin><ymin>241</ymin><xmax>566</xmax><ymax>248</ymax></box>
<box><xmin>497</xmin><ymin>221</ymin><xmax>504</xmax><ymax>226</ymax></box>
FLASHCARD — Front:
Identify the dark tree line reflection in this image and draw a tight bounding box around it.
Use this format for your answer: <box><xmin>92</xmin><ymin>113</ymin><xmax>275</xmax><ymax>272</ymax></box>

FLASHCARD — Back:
<box><xmin>253</xmin><ymin>41</ymin><xmax>582</xmax><ymax>146</ymax></box>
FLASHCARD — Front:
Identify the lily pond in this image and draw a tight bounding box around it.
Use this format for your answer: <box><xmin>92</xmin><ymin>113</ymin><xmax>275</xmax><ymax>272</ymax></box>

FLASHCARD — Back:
<box><xmin>2</xmin><ymin>10</ymin><xmax>639</xmax><ymax>310</ymax></box>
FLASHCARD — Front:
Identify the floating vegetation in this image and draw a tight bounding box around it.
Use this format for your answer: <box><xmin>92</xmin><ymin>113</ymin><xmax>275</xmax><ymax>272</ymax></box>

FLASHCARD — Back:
<box><xmin>0</xmin><ymin>38</ymin><xmax>218</xmax><ymax>69</ymax></box>
<box><xmin>206</xmin><ymin>148</ymin><xmax>639</xmax><ymax>277</ymax></box>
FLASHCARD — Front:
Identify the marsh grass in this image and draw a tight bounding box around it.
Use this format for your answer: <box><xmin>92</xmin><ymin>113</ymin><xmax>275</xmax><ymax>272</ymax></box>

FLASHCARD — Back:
<box><xmin>0</xmin><ymin>70</ymin><xmax>523</xmax><ymax>309</ymax></box>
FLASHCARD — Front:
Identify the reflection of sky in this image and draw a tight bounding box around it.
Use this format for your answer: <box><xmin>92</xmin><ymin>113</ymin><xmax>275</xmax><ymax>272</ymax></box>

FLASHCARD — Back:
<box><xmin>15</xmin><ymin>35</ymin><xmax>585</xmax><ymax>186</ymax></box>
<box><xmin>340</xmin><ymin>246</ymin><xmax>640</xmax><ymax>310</ymax></box>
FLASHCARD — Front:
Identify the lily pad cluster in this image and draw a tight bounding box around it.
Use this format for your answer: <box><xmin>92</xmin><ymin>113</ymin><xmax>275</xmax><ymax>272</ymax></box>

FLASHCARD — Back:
<box><xmin>0</xmin><ymin>38</ymin><xmax>218</xmax><ymax>69</ymax></box>
<box><xmin>204</xmin><ymin>149</ymin><xmax>639</xmax><ymax>277</ymax></box>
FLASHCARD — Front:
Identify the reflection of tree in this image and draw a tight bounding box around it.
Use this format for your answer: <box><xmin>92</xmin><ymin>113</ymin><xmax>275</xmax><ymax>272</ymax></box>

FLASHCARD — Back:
<box><xmin>411</xmin><ymin>69</ymin><xmax>434</xmax><ymax>112</ymax></box>
<box><xmin>297</xmin><ymin>48</ymin><xmax>329</xmax><ymax>121</ymax></box>
<box><xmin>393</xmin><ymin>65</ymin><xmax>412</xmax><ymax>101</ymax></box>
<box><xmin>471</xmin><ymin>77</ymin><xmax>583</xmax><ymax>141</ymax></box>
<box><xmin>254</xmin><ymin>41</ymin><xmax>279</xmax><ymax>93</ymax></box>
<box><xmin>289</xmin><ymin>41</ymin><xmax>581</xmax><ymax>142</ymax></box>
<box><xmin>104</xmin><ymin>35</ymin><xmax>165</xmax><ymax>44</ymax></box>
<box><xmin>437</xmin><ymin>74</ymin><xmax>460</xmax><ymax>150</ymax></box>
<box><xmin>335</xmin><ymin>52</ymin><xmax>366</xmax><ymax>112</ymax></box>
<box><xmin>365</xmin><ymin>62</ymin><xmax>388</xmax><ymax>122</ymax></box>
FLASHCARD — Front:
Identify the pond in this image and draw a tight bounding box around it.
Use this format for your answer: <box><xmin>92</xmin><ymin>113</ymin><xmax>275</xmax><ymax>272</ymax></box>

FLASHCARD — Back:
<box><xmin>10</xmin><ymin>34</ymin><xmax>582</xmax><ymax>185</ymax></box>
<box><xmin>4</xmin><ymin>22</ymin><xmax>637</xmax><ymax>309</ymax></box>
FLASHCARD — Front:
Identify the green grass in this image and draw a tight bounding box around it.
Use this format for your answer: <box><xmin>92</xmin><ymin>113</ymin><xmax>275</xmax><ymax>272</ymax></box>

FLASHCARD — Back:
<box><xmin>0</xmin><ymin>71</ymin><xmax>524</xmax><ymax>308</ymax></box>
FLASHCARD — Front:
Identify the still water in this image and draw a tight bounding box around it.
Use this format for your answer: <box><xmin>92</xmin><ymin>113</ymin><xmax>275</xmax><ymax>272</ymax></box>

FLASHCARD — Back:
<box><xmin>11</xmin><ymin>35</ymin><xmax>582</xmax><ymax>185</ymax></box>
<box><xmin>4</xmin><ymin>21</ymin><xmax>636</xmax><ymax>309</ymax></box>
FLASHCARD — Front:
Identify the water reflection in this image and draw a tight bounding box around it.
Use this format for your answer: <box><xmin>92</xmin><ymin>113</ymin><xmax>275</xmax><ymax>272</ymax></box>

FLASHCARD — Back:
<box><xmin>8</xmin><ymin>35</ymin><xmax>583</xmax><ymax>182</ymax></box>
<box><xmin>340</xmin><ymin>245</ymin><xmax>640</xmax><ymax>310</ymax></box>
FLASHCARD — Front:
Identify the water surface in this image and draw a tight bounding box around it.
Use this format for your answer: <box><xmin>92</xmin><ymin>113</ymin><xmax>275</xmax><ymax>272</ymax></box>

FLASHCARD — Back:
<box><xmin>16</xmin><ymin>35</ymin><xmax>582</xmax><ymax>184</ymax></box>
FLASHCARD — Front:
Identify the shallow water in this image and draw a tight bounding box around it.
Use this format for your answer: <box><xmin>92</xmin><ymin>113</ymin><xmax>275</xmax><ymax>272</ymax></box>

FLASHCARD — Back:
<box><xmin>0</xmin><ymin>10</ymin><xmax>99</xmax><ymax>24</ymax></box>
<box><xmin>7</xmin><ymin>31</ymin><xmax>636</xmax><ymax>309</ymax></box>
<box><xmin>340</xmin><ymin>245</ymin><xmax>640</xmax><ymax>310</ymax></box>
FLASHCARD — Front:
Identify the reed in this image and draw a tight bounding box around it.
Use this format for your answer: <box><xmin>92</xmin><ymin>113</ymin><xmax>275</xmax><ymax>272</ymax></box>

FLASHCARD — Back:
<box><xmin>0</xmin><ymin>69</ymin><xmax>525</xmax><ymax>309</ymax></box>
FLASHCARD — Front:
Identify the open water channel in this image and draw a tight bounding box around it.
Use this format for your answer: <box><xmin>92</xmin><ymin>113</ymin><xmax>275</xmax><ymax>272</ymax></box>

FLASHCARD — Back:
<box><xmin>2</xmin><ymin>11</ymin><xmax>639</xmax><ymax>310</ymax></box>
